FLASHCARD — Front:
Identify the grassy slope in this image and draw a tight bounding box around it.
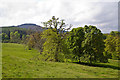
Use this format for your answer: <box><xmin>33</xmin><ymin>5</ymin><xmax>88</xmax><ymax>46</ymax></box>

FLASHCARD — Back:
<box><xmin>2</xmin><ymin>43</ymin><xmax>119</xmax><ymax>78</ymax></box>
<box><xmin>0</xmin><ymin>43</ymin><xmax>2</xmax><ymax>79</ymax></box>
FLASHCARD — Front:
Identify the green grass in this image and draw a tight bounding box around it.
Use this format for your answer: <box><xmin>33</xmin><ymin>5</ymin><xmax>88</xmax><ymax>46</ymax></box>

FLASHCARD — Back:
<box><xmin>2</xmin><ymin>43</ymin><xmax>119</xmax><ymax>78</ymax></box>
<box><xmin>0</xmin><ymin>43</ymin><xmax>2</xmax><ymax>79</ymax></box>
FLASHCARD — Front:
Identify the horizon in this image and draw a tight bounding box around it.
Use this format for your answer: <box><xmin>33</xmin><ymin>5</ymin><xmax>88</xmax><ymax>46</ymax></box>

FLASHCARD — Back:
<box><xmin>1</xmin><ymin>23</ymin><xmax>119</xmax><ymax>34</ymax></box>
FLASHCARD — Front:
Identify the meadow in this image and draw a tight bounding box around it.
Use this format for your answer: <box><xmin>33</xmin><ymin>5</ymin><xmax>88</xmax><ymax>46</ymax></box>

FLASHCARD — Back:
<box><xmin>2</xmin><ymin>43</ymin><xmax>119</xmax><ymax>78</ymax></box>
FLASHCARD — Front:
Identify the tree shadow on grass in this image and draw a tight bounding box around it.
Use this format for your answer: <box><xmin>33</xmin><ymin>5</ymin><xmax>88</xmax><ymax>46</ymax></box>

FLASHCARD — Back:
<box><xmin>73</xmin><ymin>62</ymin><xmax>120</xmax><ymax>70</ymax></box>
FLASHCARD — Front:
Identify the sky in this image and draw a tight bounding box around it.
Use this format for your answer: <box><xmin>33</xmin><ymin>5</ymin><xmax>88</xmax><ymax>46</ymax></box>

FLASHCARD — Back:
<box><xmin>0</xmin><ymin>0</ymin><xmax>119</xmax><ymax>33</ymax></box>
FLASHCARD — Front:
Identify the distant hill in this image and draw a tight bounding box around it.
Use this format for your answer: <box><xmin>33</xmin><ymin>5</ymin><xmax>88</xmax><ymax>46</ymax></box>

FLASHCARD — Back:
<box><xmin>0</xmin><ymin>23</ymin><xmax>68</xmax><ymax>33</ymax></box>
<box><xmin>17</xmin><ymin>23</ymin><xmax>45</xmax><ymax>31</ymax></box>
<box><xmin>1</xmin><ymin>23</ymin><xmax>47</xmax><ymax>32</ymax></box>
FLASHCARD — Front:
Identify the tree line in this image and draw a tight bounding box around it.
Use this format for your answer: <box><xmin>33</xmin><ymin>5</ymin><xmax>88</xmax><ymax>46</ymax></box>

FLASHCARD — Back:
<box><xmin>26</xmin><ymin>16</ymin><xmax>120</xmax><ymax>63</ymax></box>
<box><xmin>1</xmin><ymin>16</ymin><xmax>120</xmax><ymax>63</ymax></box>
<box><xmin>1</xmin><ymin>27</ymin><xmax>35</xmax><ymax>43</ymax></box>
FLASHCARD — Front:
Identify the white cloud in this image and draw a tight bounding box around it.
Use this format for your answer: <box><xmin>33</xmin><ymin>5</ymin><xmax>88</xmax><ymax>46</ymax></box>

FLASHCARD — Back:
<box><xmin>0</xmin><ymin>0</ymin><xmax>118</xmax><ymax>33</ymax></box>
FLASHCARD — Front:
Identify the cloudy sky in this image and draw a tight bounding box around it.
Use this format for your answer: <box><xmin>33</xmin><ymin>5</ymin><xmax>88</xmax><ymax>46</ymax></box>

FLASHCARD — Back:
<box><xmin>0</xmin><ymin>0</ymin><xmax>119</xmax><ymax>33</ymax></box>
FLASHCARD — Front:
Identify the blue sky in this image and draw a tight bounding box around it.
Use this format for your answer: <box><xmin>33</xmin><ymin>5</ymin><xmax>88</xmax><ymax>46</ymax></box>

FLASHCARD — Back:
<box><xmin>0</xmin><ymin>0</ymin><xmax>119</xmax><ymax>33</ymax></box>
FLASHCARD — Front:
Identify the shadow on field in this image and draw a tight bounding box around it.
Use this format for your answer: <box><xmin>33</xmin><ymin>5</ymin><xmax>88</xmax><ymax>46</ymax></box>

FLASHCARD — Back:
<box><xmin>73</xmin><ymin>62</ymin><xmax>120</xmax><ymax>70</ymax></box>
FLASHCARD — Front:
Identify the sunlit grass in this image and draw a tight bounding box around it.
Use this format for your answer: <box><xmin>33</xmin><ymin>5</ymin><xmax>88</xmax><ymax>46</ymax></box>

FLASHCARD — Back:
<box><xmin>2</xmin><ymin>43</ymin><xmax>119</xmax><ymax>78</ymax></box>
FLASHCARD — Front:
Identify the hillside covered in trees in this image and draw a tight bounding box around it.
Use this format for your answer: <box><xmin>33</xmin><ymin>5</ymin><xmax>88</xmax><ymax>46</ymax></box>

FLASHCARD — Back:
<box><xmin>1</xmin><ymin>16</ymin><xmax>120</xmax><ymax>63</ymax></box>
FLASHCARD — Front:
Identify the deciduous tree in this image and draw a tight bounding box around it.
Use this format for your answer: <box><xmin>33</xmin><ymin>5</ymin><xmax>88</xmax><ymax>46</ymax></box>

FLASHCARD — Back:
<box><xmin>66</xmin><ymin>27</ymin><xmax>85</xmax><ymax>62</ymax></box>
<box><xmin>82</xmin><ymin>25</ymin><xmax>107</xmax><ymax>63</ymax></box>
<box><xmin>42</xmin><ymin>16</ymin><xmax>72</xmax><ymax>62</ymax></box>
<box><xmin>105</xmin><ymin>31</ymin><xmax>120</xmax><ymax>60</ymax></box>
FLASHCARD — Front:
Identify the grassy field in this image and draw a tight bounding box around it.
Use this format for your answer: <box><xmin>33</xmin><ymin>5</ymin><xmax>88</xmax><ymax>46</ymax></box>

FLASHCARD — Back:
<box><xmin>0</xmin><ymin>43</ymin><xmax>2</xmax><ymax>79</ymax></box>
<box><xmin>2</xmin><ymin>43</ymin><xmax>119</xmax><ymax>78</ymax></box>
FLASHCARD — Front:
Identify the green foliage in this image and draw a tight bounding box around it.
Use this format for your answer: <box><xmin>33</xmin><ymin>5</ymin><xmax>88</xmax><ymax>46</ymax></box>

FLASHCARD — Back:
<box><xmin>14</xmin><ymin>31</ymin><xmax>20</xmax><ymax>41</ymax></box>
<box><xmin>10</xmin><ymin>31</ymin><xmax>20</xmax><ymax>43</ymax></box>
<box><xmin>1</xmin><ymin>27</ymin><xmax>28</xmax><ymax>35</ymax></box>
<box><xmin>82</xmin><ymin>25</ymin><xmax>107</xmax><ymax>63</ymax></box>
<box><xmin>42</xmin><ymin>16</ymin><xmax>72</xmax><ymax>34</ymax></box>
<box><xmin>0</xmin><ymin>34</ymin><xmax>2</xmax><ymax>41</ymax></box>
<box><xmin>1</xmin><ymin>27</ymin><xmax>33</xmax><ymax>43</ymax></box>
<box><xmin>42</xmin><ymin>29</ymin><xmax>70</xmax><ymax>62</ymax></box>
<box><xmin>10</xmin><ymin>32</ymin><xmax>14</xmax><ymax>42</ymax></box>
<box><xmin>21</xmin><ymin>34</ymin><xmax>26</xmax><ymax>43</ymax></box>
<box><xmin>27</xmin><ymin>32</ymin><xmax>44</xmax><ymax>52</ymax></box>
<box><xmin>42</xmin><ymin>16</ymin><xmax>72</xmax><ymax>62</ymax></box>
<box><xmin>110</xmin><ymin>31</ymin><xmax>120</xmax><ymax>36</ymax></box>
<box><xmin>103</xmin><ymin>33</ymin><xmax>109</xmax><ymax>40</ymax></box>
<box><xmin>2</xmin><ymin>33</ymin><xmax>9</xmax><ymax>42</ymax></box>
<box><xmin>105</xmin><ymin>31</ymin><xmax>120</xmax><ymax>60</ymax></box>
<box><xmin>66</xmin><ymin>27</ymin><xmax>85</xmax><ymax>62</ymax></box>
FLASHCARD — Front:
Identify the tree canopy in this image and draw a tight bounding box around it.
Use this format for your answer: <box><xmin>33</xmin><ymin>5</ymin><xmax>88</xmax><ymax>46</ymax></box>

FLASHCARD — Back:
<box><xmin>42</xmin><ymin>16</ymin><xmax>71</xmax><ymax>62</ymax></box>
<box><xmin>82</xmin><ymin>25</ymin><xmax>107</xmax><ymax>63</ymax></box>
<box><xmin>66</xmin><ymin>27</ymin><xmax>85</xmax><ymax>62</ymax></box>
<box><xmin>105</xmin><ymin>31</ymin><xmax>120</xmax><ymax>60</ymax></box>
